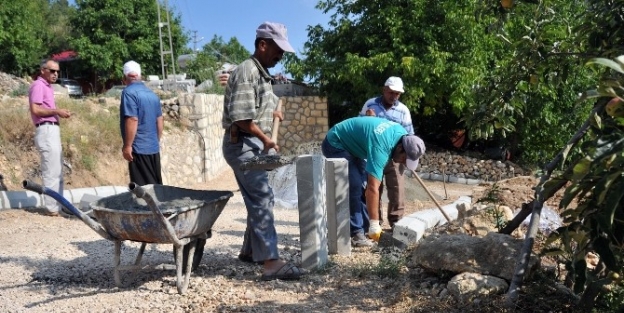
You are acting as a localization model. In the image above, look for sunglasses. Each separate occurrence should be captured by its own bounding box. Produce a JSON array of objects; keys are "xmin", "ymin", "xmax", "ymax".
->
[{"xmin": 45, "ymin": 68, "xmax": 60, "ymax": 74}]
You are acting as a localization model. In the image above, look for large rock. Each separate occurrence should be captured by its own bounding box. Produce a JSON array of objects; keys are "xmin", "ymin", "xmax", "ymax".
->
[
  {"xmin": 447, "ymin": 272, "xmax": 509, "ymax": 302},
  {"xmin": 411, "ymin": 232, "xmax": 540, "ymax": 280}
]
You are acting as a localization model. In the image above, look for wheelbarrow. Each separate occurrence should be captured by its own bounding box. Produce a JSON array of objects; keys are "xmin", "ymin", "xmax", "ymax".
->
[{"xmin": 23, "ymin": 180, "xmax": 233, "ymax": 294}]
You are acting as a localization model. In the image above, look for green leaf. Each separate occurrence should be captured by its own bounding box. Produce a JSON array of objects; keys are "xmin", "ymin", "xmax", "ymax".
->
[
  {"xmin": 571, "ymin": 157, "xmax": 592, "ymax": 181},
  {"xmin": 587, "ymin": 57, "xmax": 624, "ymax": 74}
]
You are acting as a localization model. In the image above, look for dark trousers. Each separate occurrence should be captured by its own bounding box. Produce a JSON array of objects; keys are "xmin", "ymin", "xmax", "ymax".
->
[
  {"xmin": 321, "ymin": 138, "xmax": 369, "ymax": 236},
  {"xmin": 129, "ymin": 153, "xmax": 163, "ymax": 185},
  {"xmin": 378, "ymin": 160, "xmax": 405, "ymax": 227}
]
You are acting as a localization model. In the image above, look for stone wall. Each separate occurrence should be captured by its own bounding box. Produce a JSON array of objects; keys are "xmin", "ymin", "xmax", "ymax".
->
[
  {"xmin": 159, "ymin": 93, "xmax": 329, "ymax": 186},
  {"xmin": 276, "ymin": 96, "xmax": 329, "ymax": 155},
  {"xmin": 159, "ymin": 93, "xmax": 523, "ymax": 187},
  {"xmin": 416, "ymin": 149, "xmax": 526, "ymax": 182}
]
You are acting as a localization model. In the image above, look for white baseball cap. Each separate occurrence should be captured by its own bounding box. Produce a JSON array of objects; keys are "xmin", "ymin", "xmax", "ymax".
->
[
  {"xmin": 385, "ymin": 76, "xmax": 405, "ymax": 93},
  {"xmin": 123, "ymin": 60, "xmax": 141, "ymax": 77}
]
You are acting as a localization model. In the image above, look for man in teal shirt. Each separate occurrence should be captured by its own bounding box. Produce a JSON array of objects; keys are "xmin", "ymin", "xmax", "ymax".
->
[{"xmin": 322, "ymin": 116, "xmax": 425, "ymax": 246}]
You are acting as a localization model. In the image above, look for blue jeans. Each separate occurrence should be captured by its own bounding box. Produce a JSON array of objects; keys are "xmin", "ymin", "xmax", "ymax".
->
[
  {"xmin": 222, "ymin": 133, "xmax": 279, "ymax": 263},
  {"xmin": 321, "ymin": 138, "xmax": 369, "ymax": 236}
]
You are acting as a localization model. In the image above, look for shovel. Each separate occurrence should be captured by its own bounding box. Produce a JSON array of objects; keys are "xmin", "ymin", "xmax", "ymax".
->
[
  {"xmin": 411, "ymin": 169, "xmax": 452, "ymax": 223},
  {"xmin": 239, "ymin": 100, "xmax": 295, "ymax": 171}
]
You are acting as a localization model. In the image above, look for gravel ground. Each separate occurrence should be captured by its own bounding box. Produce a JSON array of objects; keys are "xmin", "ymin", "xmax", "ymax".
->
[{"xmin": 0, "ymin": 169, "xmax": 478, "ymax": 313}]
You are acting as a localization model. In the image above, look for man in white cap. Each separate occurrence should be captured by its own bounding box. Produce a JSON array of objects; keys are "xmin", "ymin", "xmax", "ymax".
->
[
  {"xmin": 119, "ymin": 60, "xmax": 163, "ymax": 185},
  {"xmin": 322, "ymin": 116, "xmax": 424, "ymax": 245},
  {"xmin": 360, "ymin": 76, "xmax": 414, "ymax": 230},
  {"xmin": 221, "ymin": 22, "xmax": 305, "ymax": 281}
]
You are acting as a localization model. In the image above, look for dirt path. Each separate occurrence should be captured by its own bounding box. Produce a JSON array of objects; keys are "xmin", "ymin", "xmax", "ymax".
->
[{"xmin": 0, "ymin": 167, "xmax": 485, "ymax": 313}]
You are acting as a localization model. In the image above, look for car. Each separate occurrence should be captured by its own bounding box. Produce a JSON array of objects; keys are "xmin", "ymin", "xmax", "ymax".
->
[{"xmin": 57, "ymin": 78, "xmax": 84, "ymax": 98}]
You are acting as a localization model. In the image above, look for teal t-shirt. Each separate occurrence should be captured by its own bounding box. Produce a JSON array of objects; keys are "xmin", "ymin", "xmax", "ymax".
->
[{"xmin": 326, "ymin": 116, "xmax": 407, "ymax": 180}]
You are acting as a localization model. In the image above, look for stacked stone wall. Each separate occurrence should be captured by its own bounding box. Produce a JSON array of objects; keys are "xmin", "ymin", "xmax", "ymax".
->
[
  {"xmin": 159, "ymin": 94, "xmax": 523, "ymax": 187},
  {"xmin": 159, "ymin": 94, "xmax": 328, "ymax": 186}
]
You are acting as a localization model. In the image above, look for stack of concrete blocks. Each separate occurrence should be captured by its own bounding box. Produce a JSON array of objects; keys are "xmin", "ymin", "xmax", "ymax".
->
[{"xmin": 297, "ymin": 155, "xmax": 350, "ymax": 270}]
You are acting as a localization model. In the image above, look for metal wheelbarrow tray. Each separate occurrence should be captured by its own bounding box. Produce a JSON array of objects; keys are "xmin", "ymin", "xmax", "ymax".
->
[{"xmin": 23, "ymin": 181, "xmax": 233, "ymax": 294}]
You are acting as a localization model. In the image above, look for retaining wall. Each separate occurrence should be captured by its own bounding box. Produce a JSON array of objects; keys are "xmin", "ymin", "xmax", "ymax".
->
[
  {"xmin": 159, "ymin": 93, "xmax": 329, "ymax": 186},
  {"xmin": 159, "ymin": 93, "xmax": 524, "ymax": 187}
]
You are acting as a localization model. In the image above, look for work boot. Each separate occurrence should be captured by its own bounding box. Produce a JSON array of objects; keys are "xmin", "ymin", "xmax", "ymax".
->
[{"xmin": 351, "ymin": 232, "xmax": 374, "ymax": 247}]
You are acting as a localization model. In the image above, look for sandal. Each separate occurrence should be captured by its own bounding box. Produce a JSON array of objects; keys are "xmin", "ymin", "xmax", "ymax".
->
[
  {"xmin": 260, "ymin": 262, "xmax": 304, "ymax": 281},
  {"xmin": 237, "ymin": 254, "xmax": 264, "ymax": 265}
]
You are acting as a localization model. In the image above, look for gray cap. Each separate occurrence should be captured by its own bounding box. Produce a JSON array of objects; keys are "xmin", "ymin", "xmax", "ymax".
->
[
  {"xmin": 256, "ymin": 22, "xmax": 295, "ymax": 53},
  {"xmin": 402, "ymin": 135, "xmax": 426, "ymax": 171}
]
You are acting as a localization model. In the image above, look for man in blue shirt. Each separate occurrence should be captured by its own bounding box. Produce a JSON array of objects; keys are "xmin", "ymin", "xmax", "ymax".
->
[
  {"xmin": 360, "ymin": 76, "xmax": 414, "ymax": 229},
  {"xmin": 322, "ymin": 116, "xmax": 425, "ymax": 246},
  {"xmin": 119, "ymin": 60, "xmax": 164, "ymax": 185}
]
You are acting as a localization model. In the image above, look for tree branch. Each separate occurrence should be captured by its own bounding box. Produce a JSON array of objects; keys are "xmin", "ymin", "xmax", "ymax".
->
[{"xmin": 505, "ymin": 103, "xmax": 603, "ymax": 307}]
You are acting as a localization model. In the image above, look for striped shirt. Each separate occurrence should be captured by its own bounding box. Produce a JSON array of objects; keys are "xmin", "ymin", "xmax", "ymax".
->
[
  {"xmin": 359, "ymin": 96, "xmax": 414, "ymax": 135},
  {"xmin": 222, "ymin": 57, "xmax": 278, "ymax": 133}
]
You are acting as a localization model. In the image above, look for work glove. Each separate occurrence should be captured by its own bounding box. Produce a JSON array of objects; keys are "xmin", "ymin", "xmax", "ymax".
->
[{"xmin": 368, "ymin": 220, "xmax": 382, "ymax": 242}]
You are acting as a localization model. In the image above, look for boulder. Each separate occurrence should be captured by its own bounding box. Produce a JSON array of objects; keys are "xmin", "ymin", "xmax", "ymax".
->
[
  {"xmin": 447, "ymin": 272, "xmax": 509, "ymax": 302},
  {"xmin": 411, "ymin": 232, "xmax": 540, "ymax": 280}
]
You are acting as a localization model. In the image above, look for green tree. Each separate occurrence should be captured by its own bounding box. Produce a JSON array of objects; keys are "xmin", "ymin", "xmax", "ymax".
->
[
  {"xmin": 69, "ymin": 0, "xmax": 188, "ymax": 87},
  {"xmin": 184, "ymin": 35, "xmax": 250, "ymax": 90},
  {"xmin": 46, "ymin": 0, "xmax": 76, "ymax": 54},
  {"xmin": 0, "ymin": 0, "xmax": 49, "ymax": 75},
  {"xmin": 537, "ymin": 0, "xmax": 624, "ymax": 310},
  {"xmin": 465, "ymin": 0, "xmax": 595, "ymax": 164},
  {"xmin": 287, "ymin": 0, "xmax": 504, "ymax": 124},
  {"xmin": 287, "ymin": 0, "xmax": 595, "ymax": 164}
]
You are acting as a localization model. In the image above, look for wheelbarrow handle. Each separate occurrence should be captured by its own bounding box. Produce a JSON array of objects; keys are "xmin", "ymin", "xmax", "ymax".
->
[
  {"xmin": 22, "ymin": 180, "xmax": 45, "ymax": 194},
  {"xmin": 22, "ymin": 180, "xmax": 112, "ymax": 240},
  {"xmin": 128, "ymin": 183, "xmax": 184, "ymax": 246}
]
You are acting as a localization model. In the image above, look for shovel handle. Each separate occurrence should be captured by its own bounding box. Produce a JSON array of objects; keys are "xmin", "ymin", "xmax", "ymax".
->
[
  {"xmin": 271, "ymin": 99, "xmax": 283, "ymax": 142},
  {"xmin": 411, "ymin": 170, "xmax": 452, "ymax": 223}
]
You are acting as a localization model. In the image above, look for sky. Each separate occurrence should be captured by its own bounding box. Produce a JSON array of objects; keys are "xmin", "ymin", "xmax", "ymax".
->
[
  {"xmin": 170, "ymin": 0, "xmax": 331, "ymax": 75},
  {"xmin": 168, "ymin": 0, "xmax": 330, "ymax": 74},
  {"xmin": 67, "ymin": 0, "xmax": 332, "ymax": 76}
]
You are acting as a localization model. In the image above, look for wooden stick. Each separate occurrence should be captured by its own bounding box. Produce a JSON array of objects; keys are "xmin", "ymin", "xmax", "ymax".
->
[
  {"xmin": 271, "ymin": 99, "xmax": 283, "ymax": 142},
  {"xmin": 411, "ymin": 170, "xmax": 452, "ymax": 223}
]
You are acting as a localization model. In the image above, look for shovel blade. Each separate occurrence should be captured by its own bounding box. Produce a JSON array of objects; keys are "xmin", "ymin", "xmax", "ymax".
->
[{"xmin": 239, "ymin": 154, "xmax": 294, "ymax": 171}]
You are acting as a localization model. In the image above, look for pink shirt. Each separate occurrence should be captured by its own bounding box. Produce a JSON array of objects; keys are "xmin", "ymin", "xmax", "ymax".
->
[{"xmin": 29, "ymin": 77, "xmax": 58, "ymax": 125}]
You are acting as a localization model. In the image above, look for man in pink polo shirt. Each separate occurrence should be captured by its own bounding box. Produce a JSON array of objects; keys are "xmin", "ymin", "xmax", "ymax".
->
[{"xmin": 29, "ymin": 59, "xmax": 71, "ymax": 216}]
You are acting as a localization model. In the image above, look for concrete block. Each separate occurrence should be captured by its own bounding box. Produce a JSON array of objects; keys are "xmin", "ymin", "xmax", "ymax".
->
[
  {"xmin": 393, "ymin": 196, "xmax": 471, "ymax": 246},
  {"xmin": 325, "ymin": 158, "xmax": 350, "ymax": 256},
  {"xmin": 296, "ymin": 155, "xmax": 328, "ymax": 269},
  {"xmin": 466, "ymin": 178, "xmax": 481, "ymax": 185}
]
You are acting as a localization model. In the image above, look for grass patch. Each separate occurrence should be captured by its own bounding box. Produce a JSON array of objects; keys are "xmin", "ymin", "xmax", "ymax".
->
[
  {"xmin": 350, "ymin": 254, "xmax": 406, "ymax": 279},
  {"xmin": 0, "ymin": 98, "xmax": 121, "ymax": 172},
  {"xmin": 10, "ymin": 84, "xmax": 29, "ymax": 97},
  {"xmin": 58, "ymin": 98, "xmax": 121, "ymax": 161},
  {"xmin": 0, "ymin": 107, "xmax": 35, "ymax": 148}
]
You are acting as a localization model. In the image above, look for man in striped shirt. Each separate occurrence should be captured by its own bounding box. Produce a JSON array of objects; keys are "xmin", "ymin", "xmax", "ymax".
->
[
  {"xmin": 221, "ymin": 22, "xmax": 304, "ymax": 281},
  {"xmin": 360, "ymin": 76, "xmax": 414, "ymax": 229}
]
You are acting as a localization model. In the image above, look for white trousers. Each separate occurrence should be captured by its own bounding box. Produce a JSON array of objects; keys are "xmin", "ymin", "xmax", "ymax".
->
[{"xmin": 34, "ymin": 125, "xmax": 64, "ymax": 213}]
